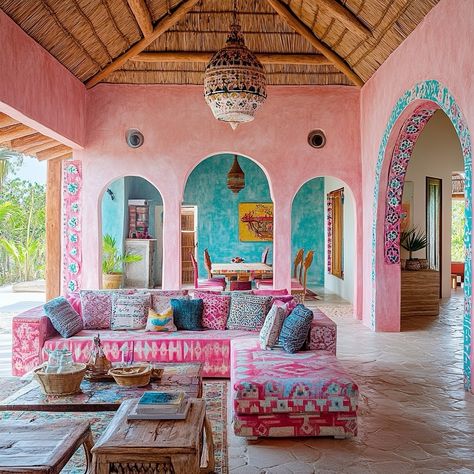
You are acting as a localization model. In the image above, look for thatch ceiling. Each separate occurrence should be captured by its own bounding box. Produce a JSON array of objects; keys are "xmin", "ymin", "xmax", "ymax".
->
[{"xmin": 0, "ymin": 0, "xmax": 439, "ymax": 87}]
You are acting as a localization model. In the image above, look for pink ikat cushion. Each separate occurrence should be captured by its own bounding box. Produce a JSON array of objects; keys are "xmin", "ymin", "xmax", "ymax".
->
[{"xmin": 193, "ymin": 290, "xmax": 230, "ymax": 330}]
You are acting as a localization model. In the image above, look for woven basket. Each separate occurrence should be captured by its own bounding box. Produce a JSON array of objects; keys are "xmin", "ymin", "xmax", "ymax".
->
[
  {"xmin": 34, "ymin": 363, "xmax": 87, "ymax": 396},
  {"xmin": 108, "ymin": 365, "xmax": 151, "ymax": 387}
]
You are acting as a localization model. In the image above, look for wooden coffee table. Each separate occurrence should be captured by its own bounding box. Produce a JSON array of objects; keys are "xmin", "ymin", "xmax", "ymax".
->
[
  {"xmin": 0, "ymin": 420, "xmax": 93, "ymax": 473},
  {"xmin": 92, "ymin": 398, "xmax": 214, "ymax": 474},
  {"xmin": 0, "ymin": 362, "xmax": 202, "ymax": 412}
]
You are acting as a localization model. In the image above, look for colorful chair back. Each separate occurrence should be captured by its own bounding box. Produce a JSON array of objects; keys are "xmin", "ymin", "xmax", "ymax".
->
[
  {"xmin": 204, "ymin": 249, "xmax": 212, "ymax": 278},
  {"xmin": 261, "ymin": 247, "xmax": 270, "ymax": 264},
  {"xmin": 293, "ymin": 248, "xmax": 305, "ymax": 282},
  {"xmin": 189, "ymin": 252, "xmax": 199, "ymax": 288}
]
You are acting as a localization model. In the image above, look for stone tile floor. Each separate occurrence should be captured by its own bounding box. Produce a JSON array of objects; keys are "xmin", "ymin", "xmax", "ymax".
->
[{"xmin": 228, "ymin": 290, "xmax": 474, "ymax": 473}]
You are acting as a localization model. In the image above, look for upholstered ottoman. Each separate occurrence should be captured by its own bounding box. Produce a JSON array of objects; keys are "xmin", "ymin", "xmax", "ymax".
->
[{"xmin": 231, "ymin": 339, "xmax": 358, "ymax": 439}]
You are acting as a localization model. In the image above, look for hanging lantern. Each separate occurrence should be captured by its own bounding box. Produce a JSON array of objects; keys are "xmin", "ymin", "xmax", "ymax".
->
[
  {"xmin": 227, "ymin": 155, "xmax": 245, "ymax": 193},
  {"xmin": 204, "ymin": 21, "xmax": 267, "ymax": 130}
]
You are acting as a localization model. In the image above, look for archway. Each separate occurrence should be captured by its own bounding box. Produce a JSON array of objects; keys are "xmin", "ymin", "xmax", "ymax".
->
[
  {"xmin": 371, "ymin": 80, "xmax": 472, "ymax": 390},
  {"xmin": 100, "ymin": 175, "xmax": 164, "ymax": 289},
  {"xmin": 291, "ymin": 176, "xmax": 356, "ymax": 311},
  {"xmin": 182, "ymin": 153, "xmax": 273, "ymax": 287}
]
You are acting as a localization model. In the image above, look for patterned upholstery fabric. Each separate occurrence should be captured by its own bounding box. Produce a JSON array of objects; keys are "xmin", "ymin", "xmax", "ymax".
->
[
  {"xmin": 151, "ymin": 294, "xmax": 189, "ymax": 314},
  {"xmin": 252, "ymin": 289, "xmax": 289, "ymax": 296},
  {"xmin": 145, "ymin": 307, "xmax": 177, "ymax": 332},
  {"xmin": 43, "ymin": 297, "xmax": 83, "ymax": 338},
  {"xmin": 80, "ymin": 290, "xmax": 114, "ymax": 329},
  {"xmin": 65, "ymin": 292, "xmax": 82, "ymax": 316},
  {"xmin": 279, "ymin": 304, "xmax": 314, "ymax": 353},
  {"xmin": 231, "ymin": 338, "xmax": 358, "ymax": 416},
  {"xmin": 194, "ymin": 291, "xmax": 230, "ymax": 330},
  {"xmin": 111, "ymin": 293, "xmax": 151, "ymax": 330},
  {"xmin": 171, "ymin": 298, "xmax": 204, "ymax": 330},
  {"xmin": 43, "ymin": 328, "xmax": 255, "ymax": 377},
  {"xmin": 305, "ymin": 309, "xmax": 337, "ymax": 354},
  {"xmin": 259, "ymin": 304, "xmax": 287, "ymax": 349},
  {"xmin": 227, "ymin": 294, "xmax": 272, "ymax": 331}
]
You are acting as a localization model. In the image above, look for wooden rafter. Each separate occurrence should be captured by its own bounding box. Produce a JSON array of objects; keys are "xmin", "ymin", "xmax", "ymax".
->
[
  {"xmin": 0, "ymin": 113, "xmax": 19, "ymax": 129},
  {"xmin": 127, "ymin": 0, "xmax": 153, "ymax": 37},
  {"xmin": 22, "ymin": 140, "xmax": 59, "ymax": 155},
  {"xmin": 315, "ymin": 0, "xmax": 371, "ymax": 37},
  {"xmin": 132, "ymin": 51, "xmax": 332, "ymax": 66},
  {"xmin": 0, "ymin": 124, "xmax": 37, "ymax": 143},
  {"xmin": 37, "ymin": 145, "xmax": 71, "ymax": 161},
  {"xmin": 10, "ymin": 133, "xmax": 45, "ymax": 150},
  {"xmin": 85, "ymin": 0, "xmax": 201, "ymax": 88},
  {"xmin": 265, "ymin": 0, "xmax": 363, "ymax": 87}
]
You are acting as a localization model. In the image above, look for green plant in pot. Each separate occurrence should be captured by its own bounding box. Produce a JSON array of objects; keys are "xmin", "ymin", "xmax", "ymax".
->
[
  {"xmin": 400, "ymin": 227, "xmax": 428, "ymax": 271},
  {"xmin": 102, "ymin": 234, "xmax": 142, "ymax": 289}
]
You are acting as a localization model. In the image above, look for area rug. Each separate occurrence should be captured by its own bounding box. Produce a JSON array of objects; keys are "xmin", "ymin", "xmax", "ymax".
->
[{"xmin": 0, "ymin": 379, "xmax": 228, "ymax": 474}]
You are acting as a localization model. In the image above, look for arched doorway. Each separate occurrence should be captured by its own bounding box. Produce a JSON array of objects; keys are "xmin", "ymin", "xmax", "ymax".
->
[
  {"xmin": 100, "ymin": 176, "xmax": 163, "ymax": 289},
  {"xmin": 371, "ymin": 80, "xmax": 472, "ymax": 390},
  {"xmin": 291, "ymin": 176, "xmax": 356, "ymax": 311},
  {"xmin": 182, "ymin": 153, "xmax": 273, "ymax": 287}
]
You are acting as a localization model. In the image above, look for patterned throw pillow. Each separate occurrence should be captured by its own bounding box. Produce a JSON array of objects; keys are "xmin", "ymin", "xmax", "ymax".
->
[
  {"xmin": 259, "ymin": 304, "xmax": 287, "ymax": 349},
  {"xmin": 80, "ymin": 290, "xmax": 113, "ymax": 329},
  {"xmin": 227, "ymin": 294, "xmax": 272, "ymax": 332},
  {"xmin": 111, "ymin": 293, "xmax": 151, "ymax": 330},
  {"xmin": 65, "ymin": 292, "xmax": 82, "ymax": 316},
  {"xmin": 171, "ymin": 299, "xmax": 204, "ymax": 330},
  {"xmin": 151, "ymin": 293, "xmax": 189, "ymax": 314},
  {"xmin": 44, "ymin": 297, "xmax": 83, "ymax": 338},
  {"xmin": 145, "ymin": 307, "xmax": 177, "ymax": 332},
  {"xmin": 279, "ymin": 304, "xmax": 314, "ymax": 353},
  {"xmin": 194, "ymin": 290, "xmax": 231, "ymax": 330}
]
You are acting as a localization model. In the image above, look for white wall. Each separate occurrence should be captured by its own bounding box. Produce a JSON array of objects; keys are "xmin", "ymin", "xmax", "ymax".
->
[
  {"xmin": 403, "ymin": 110, "xmax": 463, "ymax": 297},
  {"xmin": 324, "ymin": 177, "xmax": 355, "ymax": 303}
]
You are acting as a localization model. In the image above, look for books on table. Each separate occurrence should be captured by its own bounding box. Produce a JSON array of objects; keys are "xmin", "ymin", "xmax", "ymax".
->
[{"xmin": 127, "ymin": 391, "xmax": 190, "ymax": 420}]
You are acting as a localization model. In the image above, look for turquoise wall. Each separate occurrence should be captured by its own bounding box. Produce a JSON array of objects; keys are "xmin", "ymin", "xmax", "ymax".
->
[
  {"xmin": 183, "ymin": 154, "xmax": 272, "ymax": 278},
  {"xmin": 291, "ymin": 178, "xmax": 325, "ymax": 286},
  {"xmin": 101, "ymin": 178, "xmax": 126, "ymax": 253}
]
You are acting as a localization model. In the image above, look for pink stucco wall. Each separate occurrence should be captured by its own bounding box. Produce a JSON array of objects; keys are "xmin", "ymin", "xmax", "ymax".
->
[
  {"xmin": 0, "ymin": 10, "xmax": 85, "ymax": 147},
  {"xmin": 76, "ymin": 84, "xmax": 363, "ymax": 318},
  {"xmin": 360, "ymin": 0, "xmax": 474, "ymax": 335}
]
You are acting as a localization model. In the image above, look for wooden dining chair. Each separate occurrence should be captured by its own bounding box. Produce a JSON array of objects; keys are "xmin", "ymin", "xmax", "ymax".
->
[
  {"xmin": 190, "ymin": 252, "xmax": 226, "ymax": 291},
  {"xmin": 261, "ymin": 247, "xmax": 270, "ymax": 264},
  {"xmin": 291, "ymin": 250, "xmax": 314, "ymax": 302},
  {"xmin": 203, "ymin": 249, "xmax": 226, "ymax": 283},
  {"xmin": 255, "ymin": 248, "xmax": 304, "ymax": 289}
]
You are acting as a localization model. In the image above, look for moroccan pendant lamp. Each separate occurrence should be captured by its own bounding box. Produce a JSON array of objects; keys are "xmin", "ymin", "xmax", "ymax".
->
[
  {"xmin": 227, "ymin": 155, "xmax": 245, "ymax": 193},
  {"xmin": 204, "ymin": 4, "xmax": 267, "ymax": 130}
]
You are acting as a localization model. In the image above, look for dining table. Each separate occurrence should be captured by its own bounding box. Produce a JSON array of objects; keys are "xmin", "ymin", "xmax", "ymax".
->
[{"xmin": 211, "ymin": 262, "xmax": 272, "ymax": 280}]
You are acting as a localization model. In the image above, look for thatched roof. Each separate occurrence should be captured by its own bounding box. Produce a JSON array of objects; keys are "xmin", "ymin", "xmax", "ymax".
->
[{"xmin": 0, "ymin": 0, "xmax": 439, "ymax": 87}]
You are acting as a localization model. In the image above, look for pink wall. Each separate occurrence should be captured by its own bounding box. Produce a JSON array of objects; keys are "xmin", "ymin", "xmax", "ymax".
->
[
  {"xmin": 361, "ymin": 0, "xmax": 474, "ymax": 331},
  {"xmin": 76, "ymin": 84, "xmax": 363, "ymax": 318},
  {"xmin": 0, "ymin": 10, "xmax": 85, "ymax": 147}
]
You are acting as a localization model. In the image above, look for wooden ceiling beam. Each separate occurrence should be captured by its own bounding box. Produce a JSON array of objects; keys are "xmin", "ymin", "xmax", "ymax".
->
[
  {"xmin": 10, "ymin": 132, "xmax": 44, "ymax": 149},
  {"xmin": 0, "ymin": 124, "xmax": 38, "ymax": 143},
  {"xmin": 127, "ymin": 0, "xmax": 153, "ymax": 37},
  {"xmin": 132, "ymin": 51, "xmax": 332, "ymax": 66},
  {"xmin": 316, "ymin": 0, "xmax": 371, "ymax": 37},
  {"xmin": 86, "ymin": 0, "xmax": 201, "ymax": 88},
  {"xmin": 0, "ymin": 113, "xmax": 19, "ymax": 129},
  {"xmin": 37, "ymin": 145, "xmax": 71, "ymax": 161},
  {"xmin": 265, "ymin": 0, "xmax": 363, "ymax": 87},
  {"xmin": 22, "ymin": 140, "xmax": 60, "ymax": 155}
]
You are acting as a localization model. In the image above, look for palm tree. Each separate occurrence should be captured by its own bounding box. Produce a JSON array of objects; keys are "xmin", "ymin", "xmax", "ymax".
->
[{"xmin": 0, "ymin": 148, "xmax": 23, "ymax": 191}]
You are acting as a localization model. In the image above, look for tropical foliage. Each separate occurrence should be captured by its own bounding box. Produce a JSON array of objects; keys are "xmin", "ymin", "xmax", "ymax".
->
[
  {"xmin": 400, "ymin": 227, "xmax": 428, "ymax": 260},
  {"xmin": 452, "ymin": 199, "xmax": 465, "ymax": 262},
  {"xmin": 102, "ymin": 234, "xmax": 142, "ymax": 274},
  {"xmin": 0, "ymin": 153, "xmax": 45, "ymax": 285}
]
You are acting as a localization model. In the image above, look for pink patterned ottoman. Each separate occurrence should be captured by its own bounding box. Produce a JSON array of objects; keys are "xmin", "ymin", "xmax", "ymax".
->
[{"xmin": 231, "ymin": 339, "xmax": 358, "ymax": 439}]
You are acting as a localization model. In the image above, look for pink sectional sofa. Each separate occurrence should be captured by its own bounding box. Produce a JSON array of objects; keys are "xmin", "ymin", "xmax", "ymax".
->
[{"xmin": 11, "ymin": 300, "xmax": 337, "ymax": 378}]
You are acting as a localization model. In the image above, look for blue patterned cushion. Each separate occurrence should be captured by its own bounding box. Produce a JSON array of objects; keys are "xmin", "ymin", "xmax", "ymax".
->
[
  {"xmin": 44, "ymin": 297, "xmax": 83, "ymax": 338},
  {"xmin": 278, "ymin": 304, "xmax": 314, "ymax": 353},
  {"xmin": 171, "ymin": 299, "xmax": 204, "ymax": 330},
  {"xmin": 227, "ymin": 294, "xmax": 272, "ymax": 331}
]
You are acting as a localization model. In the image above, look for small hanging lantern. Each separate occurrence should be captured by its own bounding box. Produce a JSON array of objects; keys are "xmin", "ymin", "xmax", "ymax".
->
[
  {"xmin": 204, "ymin": 4, "xmax": 267, "ymax": 130},
  {"xmin": 227, "ymin": 155, "xmax": 245, "ymax": 194}
]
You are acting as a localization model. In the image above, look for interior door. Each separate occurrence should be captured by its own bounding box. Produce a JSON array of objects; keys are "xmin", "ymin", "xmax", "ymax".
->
[
  {"xmin": 181, "ymin": 206, "xmax": 197, "ymax": 284},
  {"xmin": 426, "ymin": 177, "xmax": 442, "ymax": 296}
]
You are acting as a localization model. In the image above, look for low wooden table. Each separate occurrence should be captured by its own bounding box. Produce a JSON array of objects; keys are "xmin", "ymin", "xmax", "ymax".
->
[
  {"xmin": 0, "ymin": 362, "xmax": 202, "ymax": 412},
  {"xmin": 92, "ymin": 399, "xmax": 214, "ymax": 474},
  {"xmin": 0, "ymin": 420, "xmax": 93, "ymax": 473}
]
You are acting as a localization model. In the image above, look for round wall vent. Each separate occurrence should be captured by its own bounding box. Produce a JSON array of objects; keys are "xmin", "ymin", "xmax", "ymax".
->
[
  {"xmin": 308, "ymin": 130, "xmax": 326, "ymax": 149},
  {"xmin": 126, "ymin": 129, "xmax": 144, "ymax": 148}
]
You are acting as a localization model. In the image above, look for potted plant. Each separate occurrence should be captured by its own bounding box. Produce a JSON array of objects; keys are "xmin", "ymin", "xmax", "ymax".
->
[
  {"xmin": 400, "ymin": 228, "xmax": 428, "ymax": 271},
  {"xmin": 102, "ymin": 234, "xmax": 142, "ymax": 289}
]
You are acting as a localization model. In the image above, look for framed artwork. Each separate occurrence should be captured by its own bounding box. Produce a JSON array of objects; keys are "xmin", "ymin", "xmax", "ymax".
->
[{"xmin": 239, "ymin": 202, "xmax": 273, "ymax": 242}]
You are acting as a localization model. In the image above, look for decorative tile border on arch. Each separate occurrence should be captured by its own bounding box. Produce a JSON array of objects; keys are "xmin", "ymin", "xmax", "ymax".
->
[
  {"xmin": 62, "ymin": 160, "xmax": 82, "ymax": 294},
  {"xmin": 371, "ymin": 80, "xmax": 473, "ymax": 390},
  {"xmin": 327, "ymin": 192, "xmax": 333, "ymax": 273},
  {"xmin": 384, "ymin": 103, "xmax": 438, "ymax": 263}
]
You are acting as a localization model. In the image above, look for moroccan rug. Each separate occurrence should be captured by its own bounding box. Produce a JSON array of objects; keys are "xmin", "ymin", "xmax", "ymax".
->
[{"xmin": 0, "ymin": 378, "xmax": 228, "ymax": 474}]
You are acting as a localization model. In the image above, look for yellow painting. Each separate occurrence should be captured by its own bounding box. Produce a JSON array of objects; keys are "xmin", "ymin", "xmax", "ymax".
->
[{"xmin": 239, "ymin": 202, "xmax": 273, "ymax": 242}]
